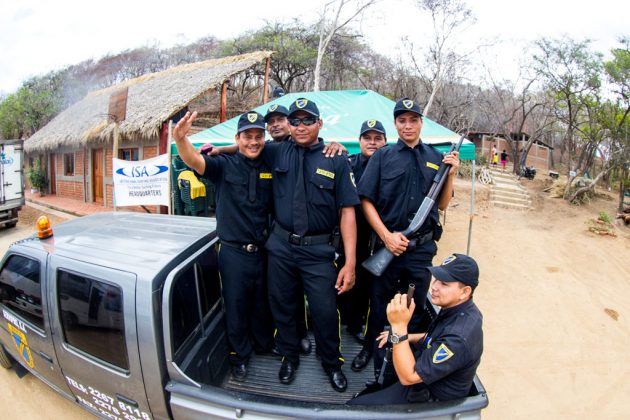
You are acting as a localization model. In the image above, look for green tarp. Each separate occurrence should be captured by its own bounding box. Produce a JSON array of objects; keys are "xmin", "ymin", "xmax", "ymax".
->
[{"xmin": 182, "ymin": 90, "xmax": 475, "ymax": 160}]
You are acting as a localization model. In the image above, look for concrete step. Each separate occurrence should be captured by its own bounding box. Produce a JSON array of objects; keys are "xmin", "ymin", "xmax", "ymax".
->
[
  {"xmin": 490, "ymin": 188, "xmax": 528, "ymax": 200},
  {"xmin": 491, "ymin": 194, "xmax": 531, "ymax": 206},
  {"xmin": 489, "ymin": 171, "xmax": 517, "ymax": 181},
  {"xmin": 491, "ymin": 199, "xmax": 531, "ymax": 210},
  {"xmin": 492, "ymin": 184, "xmax": 527, "ymax": 194}
]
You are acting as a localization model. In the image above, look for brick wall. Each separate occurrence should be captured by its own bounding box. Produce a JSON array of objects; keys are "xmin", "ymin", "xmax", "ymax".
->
[{"xmin": 57, "ymin": 180, "xmax": 84, "ymax": 200}]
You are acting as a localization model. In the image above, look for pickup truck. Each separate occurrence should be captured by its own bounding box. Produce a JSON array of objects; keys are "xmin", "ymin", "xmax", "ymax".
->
[{"xmin": 0, "ymin": 212, "xmax": 488, "ymax": 419}]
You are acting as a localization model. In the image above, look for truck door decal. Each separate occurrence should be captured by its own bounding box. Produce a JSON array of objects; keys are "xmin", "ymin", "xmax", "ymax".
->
[{"xmin": 8, "ymin": 323, "xmax": 34, "ymax": 368}]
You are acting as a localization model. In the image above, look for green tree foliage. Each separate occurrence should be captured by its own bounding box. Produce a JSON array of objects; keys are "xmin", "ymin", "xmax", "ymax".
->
[{"xmin": 221, "ymin": 22, "xmax": 319, "ymax": 93}]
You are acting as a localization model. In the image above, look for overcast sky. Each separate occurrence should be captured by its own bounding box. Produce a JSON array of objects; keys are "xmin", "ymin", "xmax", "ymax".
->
[{"xmin": 0, "ymin": 0, "xmax": 627, "ymax": 95}]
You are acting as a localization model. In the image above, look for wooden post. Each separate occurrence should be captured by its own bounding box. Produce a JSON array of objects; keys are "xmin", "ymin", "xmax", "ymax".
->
[
  {"xmin": 167, "ymin": 120, "xmax": 173, "ymax": 215},
  {"xmin": 220, "ymin": 81, "xmax": 228, "ymax": 122},
  {"xmin": 112, "ymin": 122, "xmax": 119, "ymax": 211},
  {"xmin": 262, "ymin": 57, "xmax": 271, "ymax": 104}
]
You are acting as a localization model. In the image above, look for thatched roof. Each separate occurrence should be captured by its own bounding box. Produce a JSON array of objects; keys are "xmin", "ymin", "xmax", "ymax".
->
[{"xmin": 25, "ymin": 51, "xmax": 273, "ymax": 154}]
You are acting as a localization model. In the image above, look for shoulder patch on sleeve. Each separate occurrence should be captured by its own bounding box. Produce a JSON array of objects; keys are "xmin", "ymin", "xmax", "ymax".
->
[
  {"xmin": 350, "ymin": 172, "xmax": 356, "ymax": 187},
  {"xmin": 432, "ymin": 343, "xmax": 454, "ymax": 364}
]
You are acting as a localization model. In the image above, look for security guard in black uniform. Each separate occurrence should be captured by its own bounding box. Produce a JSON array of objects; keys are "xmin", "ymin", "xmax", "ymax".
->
[
  {"xmin": 338, "ymin": 120, "xmax": 387, "ymax": 349},
  {"xmin": 265, "ymin": 104, "xmax": 291, "ymax": 142},
  {"xmin": 348, "ymin": 253, "xmax": 483, "ymax": 404},
  {"xmin": 264, "ymin": 103, "xmax": 313, "ymax": 355},
  {"xmin": 262, "ymin": 98, "xmax": 359, "ymax": 392},
  {"xmin": 173, "ymin": 110, "xmax": 274, "ymax": 381},
  {"xmin": 354, "ymin": 98, "xmax": 460, "ymax": 376}
]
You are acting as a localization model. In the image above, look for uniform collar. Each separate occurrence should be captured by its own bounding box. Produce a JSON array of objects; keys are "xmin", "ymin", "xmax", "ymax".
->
[
  {"xmin": 394, "ymin": 138, "xmax": 423, "ymax": 152},
  {"xmin": 437, "ymin": 298, "xmax": 474, "ymax": 320},
  {"xmin": 295, "ymin": 137, "xmax": 324, "ymax": 153},
  {"xmin": 236, "ymin": 151, "xmax": 262, "ymax": 167},
  {"xmin": 273, "ymin": 134, "xmax": 291, "ymax": 142}
]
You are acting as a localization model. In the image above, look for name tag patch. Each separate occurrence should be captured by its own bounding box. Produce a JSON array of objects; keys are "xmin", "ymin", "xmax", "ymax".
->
[
  {"xmin": 316, "ymin": 168, "xmax": 335, "ymax": 179},
  {"xmin": 259, "ymin": 172, "xmax": 272, "ymax": 179},
  {"xmin": 426, "ymin": 162, "xmax": 439, "ymax": 170}
]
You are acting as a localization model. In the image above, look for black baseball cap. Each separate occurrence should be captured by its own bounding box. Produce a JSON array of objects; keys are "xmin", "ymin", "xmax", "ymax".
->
[
  {"xmin": 288, "ymin": 98, "xmax": 320, "ymax": 118},
  {"xmin": 393, "ymin": 97, "xmax": 423, "ymax": 118},
  {"xmin": 264, "ymin": 104, "xmax": 289, "ymax": 122},
  {"xmin": 359, "ymin": 119, "xmax": 386, "ymax": 137},
  {"xmin": 237, "ymin": 111, "xmax": 265, "ymax": 133},
  {"xmin": 428, "ymin": 253, "xmax": 479, "ymax": 289}
]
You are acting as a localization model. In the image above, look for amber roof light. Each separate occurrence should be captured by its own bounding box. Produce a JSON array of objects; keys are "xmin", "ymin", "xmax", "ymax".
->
[{"xmin": 36, "ymin": 216, "xmax": 53, "ymax": 239}]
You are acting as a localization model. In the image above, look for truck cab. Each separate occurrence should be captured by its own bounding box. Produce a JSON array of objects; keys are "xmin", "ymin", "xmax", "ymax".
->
[{"xmin": 0, "ymin": 212, "xmax": 488, "ymax": 419}]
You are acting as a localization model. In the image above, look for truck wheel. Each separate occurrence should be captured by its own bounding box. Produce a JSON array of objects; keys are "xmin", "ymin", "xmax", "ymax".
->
[
  {"xmin": 6, "ymin": 221, "xmax": 17, "ymax": 228},
  {"xmin": 0, "ymin": 344, "xmax": 14, "ymax": 369}
]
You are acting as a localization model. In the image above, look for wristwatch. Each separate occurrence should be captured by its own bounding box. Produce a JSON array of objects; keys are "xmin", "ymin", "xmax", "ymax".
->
[{"xmin": 389, "ymin": 332, "xmax": 408, "ymax": 344}]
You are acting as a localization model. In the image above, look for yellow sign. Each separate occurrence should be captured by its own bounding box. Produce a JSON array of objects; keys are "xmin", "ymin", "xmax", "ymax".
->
[
  {"xmin": 8, "ymin": 323, "xmax": 34, "ymax": 368},
  {"xmin": 316, "ymin": 168, "xmax": 335, "ymax": 179},
  {"xmin": 259, "ymin": 172, "xmax": 272, "ymax": 179},
  {"xmin": 426, "ymin": 162, "xmax": 439, "ymax": 170}
]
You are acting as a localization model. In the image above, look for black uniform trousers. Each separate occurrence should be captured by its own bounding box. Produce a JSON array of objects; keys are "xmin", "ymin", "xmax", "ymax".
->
[
  {"xmin": 218, "ymin": 243, "xmax": 274, "ymax": 365},
  {"xmin": 347, "ymin": 381, "xmax": 433, "ymax": 405},
  {"xmin": 266, "ymin": 232, "xmax": 342, "ymax": 368},
  {"xmin": 363, "ymin": 240, "xmax": 436, "ymax": 372},
  {"xmin": 337, "ymin": 226, "xmax": 372, "ymax": 334}
]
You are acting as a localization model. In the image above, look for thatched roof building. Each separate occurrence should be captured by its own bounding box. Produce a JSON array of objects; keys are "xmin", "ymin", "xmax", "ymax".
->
[{"xmin": 25, "ymin": 51, "xmax": 273, "ymax": 154}]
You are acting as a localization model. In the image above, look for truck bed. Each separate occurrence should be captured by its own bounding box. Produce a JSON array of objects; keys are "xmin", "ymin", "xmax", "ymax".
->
[{"xmin": 222, "ymin": 331, "xmax": 373, "ymax": 404}]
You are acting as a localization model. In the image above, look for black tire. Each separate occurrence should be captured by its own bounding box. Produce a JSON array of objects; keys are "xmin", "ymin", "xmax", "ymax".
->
[
  {"xmin": 6, "ymin": 221, "xmax": 17, "ymax": 228},
  {"xmin": 0, "ymin": 344, "xmax": 14, "ymax": 369}
]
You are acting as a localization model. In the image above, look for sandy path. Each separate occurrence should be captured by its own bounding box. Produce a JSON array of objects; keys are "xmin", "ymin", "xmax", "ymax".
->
[{"xmin": 437, "ymin": 178, "xmax": 630, "ymax": 419}]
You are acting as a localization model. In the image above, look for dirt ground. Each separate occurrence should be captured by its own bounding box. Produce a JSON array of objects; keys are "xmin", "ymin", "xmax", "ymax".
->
[
  {"xmin": 438, "ymin": 176, "xmax": 630, "ymax": 419},
  {"xmin": 1, "ymin": 178, "xmax": 629, "ymax": 419}
]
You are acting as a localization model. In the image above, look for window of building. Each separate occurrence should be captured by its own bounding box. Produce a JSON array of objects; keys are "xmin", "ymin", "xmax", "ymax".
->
[
  {"xmin": 118, "ymin": 148, "xmax": 139, "ymax": 161},
  {"xmin": 57, "ymin": 270, "xmax": 129, "ymax": 370},
  {"xmin": 0, "ymin": 255, "xmax": 44, "ymax": 329},
  {"xmin": 63, "ymin": 153, "xmax": 74, "ymax": 176}
]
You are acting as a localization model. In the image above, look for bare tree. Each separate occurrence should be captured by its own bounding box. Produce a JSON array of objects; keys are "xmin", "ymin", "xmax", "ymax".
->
[
  {"xmin": 410, "ymin": 0, "xmax": 476, "ymax": 117},
  {"xmin": 313, "ymin": 0, "xmax": 377, "ymax": 91}
]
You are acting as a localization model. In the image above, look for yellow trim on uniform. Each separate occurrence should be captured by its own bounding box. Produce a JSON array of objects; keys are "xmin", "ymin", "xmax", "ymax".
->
[
  {"xmin": 303, "ymin": 294, "xmax": 309, "ymax": 330},
  {"xmin": 337, "ymin": 309, "xmax": 343, "ymax": 354},
  {"xmin": 426, "ymin": 162, "xmax": 439, "ymax": 170},
  {"xmin": 362, "ymin": 300, "xmax": 371, "ymax": 336},
  {"xmin": 316, "ymin": 168, "xmax": 335, "ymax": 179},
  {"xmin": 259, "ymin": 172, "xmax": 272, "ymax": 179},
  {"xmin": 432, "ymin": 343, "xmax": 454, "ymax": 364}
]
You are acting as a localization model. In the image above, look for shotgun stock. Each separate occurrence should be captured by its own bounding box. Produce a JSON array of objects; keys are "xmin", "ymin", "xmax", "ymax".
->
[{"xmin": 362, "ymin": 136, "xmax": 465, "ymax": 276}]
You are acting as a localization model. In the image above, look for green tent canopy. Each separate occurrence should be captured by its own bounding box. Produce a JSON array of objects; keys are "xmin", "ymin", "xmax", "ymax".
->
[{"xmin": 182, "ymin": 90, "xmax": 475, "ymax": 160}]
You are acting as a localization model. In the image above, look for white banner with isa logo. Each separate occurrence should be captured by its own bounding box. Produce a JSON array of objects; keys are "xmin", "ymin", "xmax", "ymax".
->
[{"xmin": 113, "ymin": 154, "xmax": 170, "ymax": 206}]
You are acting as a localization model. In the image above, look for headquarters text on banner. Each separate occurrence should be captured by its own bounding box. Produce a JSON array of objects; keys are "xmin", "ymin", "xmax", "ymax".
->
[{"xmin": 113, "ymin": 155, "xmax": 170, "ymax": 206}]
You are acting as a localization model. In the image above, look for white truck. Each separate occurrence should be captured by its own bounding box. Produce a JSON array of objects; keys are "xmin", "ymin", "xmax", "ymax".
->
[{"xmin": 0, "ymin": 139, "xmax": 24, "ymax": 228}]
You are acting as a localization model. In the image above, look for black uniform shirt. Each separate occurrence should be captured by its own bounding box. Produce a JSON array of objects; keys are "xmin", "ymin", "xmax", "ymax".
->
[
  {"xmin": 414, "ymin": 299, "xmax": 483, "ymax": 401},
  {"xmin": 348, "ymin": 152, "xmax": 369, "ymax": 184},
  {"xmin": 198, "ymin": 153, "xmax": 273, "ymax": 244},
  {"xmin": 357, "ymin": 139, "xmax": 443, "ymax": 233},
  {"xmin": 263, "ymin": 139, "xmax": 359, "ymax": 235},
  {"xmin": 349, "ymin": 152, "xmax": 372, "ymax": 250}
]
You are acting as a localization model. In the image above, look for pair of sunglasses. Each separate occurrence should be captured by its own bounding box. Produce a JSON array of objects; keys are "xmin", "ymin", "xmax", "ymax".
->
[{"xmin": 288, "ymin": 116, "xmax": 318, "ymax": 127}]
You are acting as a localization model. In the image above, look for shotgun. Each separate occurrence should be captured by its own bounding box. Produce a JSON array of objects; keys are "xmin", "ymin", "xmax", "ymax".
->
[{"xmin": 362, "ymin": 136, "xmax": 465, "ymax": 276}]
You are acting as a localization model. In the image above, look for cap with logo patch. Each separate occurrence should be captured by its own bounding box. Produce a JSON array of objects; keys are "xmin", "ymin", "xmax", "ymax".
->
[
  {"xmin": 264, "ymin": 104, "xmax": 289, "ymax": 122},
  {"xmin": 359, "ymin": 119, "xmax": 386, "ymax": 137},
  {"xmin": 288, "ymin": 98, "xmax": 320, "ymax": 118},
  {"xmin": 428, "ymin": 253, "xmax": 479, "ymax": 289},
  {"xmin": 237, "ymin": 111, "xmax": 265, "ymax": 133},
  {"xmin": 393, "ymin": 97, "xmax": 423, "ymax": 118}
]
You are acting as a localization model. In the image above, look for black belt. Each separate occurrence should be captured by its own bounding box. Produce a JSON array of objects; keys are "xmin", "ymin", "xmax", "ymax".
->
[
  {"xmin": 408, "ymin": 230, "xmax": 434, "ymax": 245},
  {"xmin": 273, "ymin": 224, "xmax": 331, "ymax": 246},
  {"xmin": 220, "ymin": 240, "xmax": 261, "ymax": 253}
]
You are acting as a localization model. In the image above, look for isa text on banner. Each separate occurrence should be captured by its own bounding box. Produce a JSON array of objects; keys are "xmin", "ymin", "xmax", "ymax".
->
[{"xmin": 113, "ymin": 154, "xmax": 170, "ymax": 206}]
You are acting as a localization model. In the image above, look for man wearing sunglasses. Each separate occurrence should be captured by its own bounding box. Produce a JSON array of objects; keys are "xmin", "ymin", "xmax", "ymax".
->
[
  {"xmin": 336, "ymin": 121, "xmax": 387, "ymax": 360},
  {"xmin": 264, "ymin": 103, "xmax": 313, "ymax": 356},
  {"xmin": 173, "ymin": 110, "xmax": 275, "ymax": 382},
  {"xmin": 262, "ymin": 98, "xmax": 359, "ymax": 392},
  {"xmin": 355, "ymin": 98, "xmax": 460, "ymax": 380}
]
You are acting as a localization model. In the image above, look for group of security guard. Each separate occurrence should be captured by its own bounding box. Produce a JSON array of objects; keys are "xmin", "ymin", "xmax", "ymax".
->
[{"xmin": 173, "ymin": 96, "xmax": 484, "ymax": 402}]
